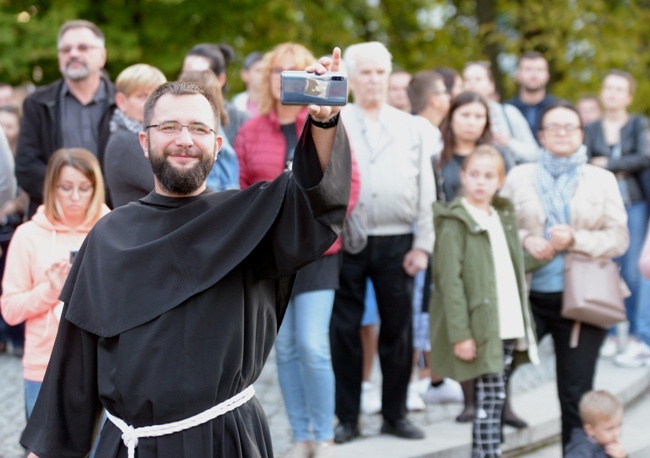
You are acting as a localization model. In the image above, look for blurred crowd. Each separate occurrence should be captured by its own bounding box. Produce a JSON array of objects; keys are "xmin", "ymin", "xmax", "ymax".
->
[{"xmin": 1, "ymin": 18, "xmax": 648, "ymax": 458}]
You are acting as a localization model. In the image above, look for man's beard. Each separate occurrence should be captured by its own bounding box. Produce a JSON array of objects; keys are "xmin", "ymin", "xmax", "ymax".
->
[
  {"xmin": 63, "ymin": 59, "xmax": 90, "ymax": 81},
  {"xmin": 521, "ymin": 82, "xmax": 545, "ymax": 93},
  {"xmin": 149, "ymin": 147, "xmax": 214, "ymax": 195}
]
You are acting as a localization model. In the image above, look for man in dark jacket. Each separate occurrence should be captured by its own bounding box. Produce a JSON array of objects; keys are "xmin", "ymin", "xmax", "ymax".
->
[
  {"xmin": 507, "ymin": 51, "xmax": 558, "ymax": 141},
  {"xmin": 15, "ymin": 19, "xmax": 116, "ymax": 216}
]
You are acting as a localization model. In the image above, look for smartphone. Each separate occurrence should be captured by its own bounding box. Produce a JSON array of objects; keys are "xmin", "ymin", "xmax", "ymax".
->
[
  {"xmin": 70, "ymin": 250, "xmax": 79, "ymax": 264},
  {"xmin": 280, "ymin": 71, "xmax": 347, "ymax": 106}
]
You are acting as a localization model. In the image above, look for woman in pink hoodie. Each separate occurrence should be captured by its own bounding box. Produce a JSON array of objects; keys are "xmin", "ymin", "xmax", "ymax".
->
[{"xmin": 1, "ymin": 148, "xmax": 109, "ymax": 418}]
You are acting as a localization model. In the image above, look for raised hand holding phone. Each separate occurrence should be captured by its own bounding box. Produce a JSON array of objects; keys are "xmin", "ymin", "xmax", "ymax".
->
[{"xmin": 303, "ymin": 47, "xmax": 345, "ymax": 123}]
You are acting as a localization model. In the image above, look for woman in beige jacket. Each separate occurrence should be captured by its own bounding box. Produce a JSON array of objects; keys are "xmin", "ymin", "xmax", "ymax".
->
[{"xmin": 500, "ymin": 100, "xmax": 629, "ymax": 452}]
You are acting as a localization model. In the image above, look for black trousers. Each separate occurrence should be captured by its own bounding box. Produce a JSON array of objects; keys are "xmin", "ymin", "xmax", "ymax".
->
[
  {"xmin": 330, "ymin": 234, "xmax": 414, "ymax": 423},
  {"xmin": 529, "ymin": 291, "xmax": 607, "ymax": 449}
]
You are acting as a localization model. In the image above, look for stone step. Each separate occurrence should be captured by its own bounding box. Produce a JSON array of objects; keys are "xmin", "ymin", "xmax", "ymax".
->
[
  {"xmin": 521, "ymin": 383, "xmax": 650, "ymax": 457},
  {"xmin": 332, "ymin": 359, "xmax": 650, "ymax": 458}
]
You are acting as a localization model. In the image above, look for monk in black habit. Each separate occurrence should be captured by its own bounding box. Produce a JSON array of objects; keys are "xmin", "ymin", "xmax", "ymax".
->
[{"xmin": 22, "ymin": 49, "xmax": 351, "ymax": 458}]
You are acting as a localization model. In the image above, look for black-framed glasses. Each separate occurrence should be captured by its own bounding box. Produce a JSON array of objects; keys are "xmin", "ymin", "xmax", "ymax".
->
[
  {"xmin": 58, "ymin": 44, "xmax": 101, "ymax": 54},
  {"xmin": 541, "ymin": 124, "xmax": 582, "ymax": 135},
  {"xmin": 146, "ymin": 121, "xmax": 215, "ymax": 136}
]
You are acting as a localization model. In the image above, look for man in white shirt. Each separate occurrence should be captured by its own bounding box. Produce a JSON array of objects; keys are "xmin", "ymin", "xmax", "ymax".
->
[{"xmin": 330, "ymin": 41, "xmax": 436, "ymax": 443}]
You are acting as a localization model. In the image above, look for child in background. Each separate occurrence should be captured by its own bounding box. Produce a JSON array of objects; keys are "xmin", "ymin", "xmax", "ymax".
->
[
  {"xmin": 565, "ymin": 390, "xmax": 627, "ymax": 458},
  {"xmin": 429, "ymin": 145, "xmax": 538, "ymax": 457}
]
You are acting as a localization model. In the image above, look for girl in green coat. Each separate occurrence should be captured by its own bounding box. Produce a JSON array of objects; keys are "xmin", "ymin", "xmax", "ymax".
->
[{"xmin": 429, "ymin": 145, "xmax": 538, "ymax": 458}]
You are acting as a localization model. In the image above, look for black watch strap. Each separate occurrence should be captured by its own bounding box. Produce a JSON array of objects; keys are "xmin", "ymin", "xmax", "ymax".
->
[{"xmin": 310, "ymin": 113, "xmax": 340, "ymax": 129}]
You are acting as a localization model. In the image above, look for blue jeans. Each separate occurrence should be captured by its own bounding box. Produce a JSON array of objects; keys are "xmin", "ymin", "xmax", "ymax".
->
[
  {"xmin": 636, "ymin": 253, "xmax": 650, "ymax": 346},
  {"xmin": 24, "ymin": 379, "xmax": 42, "ymax": 419},
  {"xmin": 276, "ymin": 289, "xmax": 335, "ymax": 442},
  {"xmin": 615, "ymin": 201, "xmax": 649, "ymax": 336},
  {"xmin": 361, "ymin": 278, "xmax": 379, "ymax": 326}
]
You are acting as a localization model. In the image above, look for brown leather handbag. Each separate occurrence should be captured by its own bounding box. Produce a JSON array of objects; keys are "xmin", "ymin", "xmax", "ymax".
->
[{"xmin": 562, "ymin": 253, "xmax": 627, "ymax": 347}]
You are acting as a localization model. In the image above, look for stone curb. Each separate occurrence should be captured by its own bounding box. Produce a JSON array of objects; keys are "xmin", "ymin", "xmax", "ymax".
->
[{"xmin": 329, "ymin": 360, "xmax": 650, "ymax": 458}]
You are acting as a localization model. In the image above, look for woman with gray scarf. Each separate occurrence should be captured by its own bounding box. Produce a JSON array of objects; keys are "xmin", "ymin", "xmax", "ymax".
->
[{"xmin": 501, "ymin": 100, "xmax": 629, "ymax": 453}]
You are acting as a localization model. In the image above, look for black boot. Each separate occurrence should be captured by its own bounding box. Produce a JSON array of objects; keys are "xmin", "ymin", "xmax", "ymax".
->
[
  {"xmin": 455, "ymin": 379, "xmax": 475, "ymax": 423},
  {"xmin": 502, "ymin": 379, "xmax": 527, "ymax": 429}
]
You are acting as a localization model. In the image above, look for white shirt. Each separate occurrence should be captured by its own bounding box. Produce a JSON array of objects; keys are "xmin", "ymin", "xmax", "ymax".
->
[{"xmin": 462, "ymin": 199, "xmax": 525, "ymax": 340}]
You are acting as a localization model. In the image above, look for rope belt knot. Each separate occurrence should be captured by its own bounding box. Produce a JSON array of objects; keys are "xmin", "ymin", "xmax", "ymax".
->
[{"xmin": 106, "ymin": 385, "xmax": 255, "ymax": 458}]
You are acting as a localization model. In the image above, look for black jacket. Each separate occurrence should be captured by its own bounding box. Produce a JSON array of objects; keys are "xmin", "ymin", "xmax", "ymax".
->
[
  {"xmin": 507, "ymin": 93, "xmax": 559, "ymax": 140},
  {"xmin": 15, "ymin": 76, "xmax": 117, "ymax": 216},
  {"xmin": 104, "ymin": 123, "xmax": 154, "ymax": 208},
  {"xmin": 565, "ymin": 427, "xmax": 613, "ymax": 458},
  {"xmin": 584, "ymin": 115, "xmax": 650, "ymax": 204}
]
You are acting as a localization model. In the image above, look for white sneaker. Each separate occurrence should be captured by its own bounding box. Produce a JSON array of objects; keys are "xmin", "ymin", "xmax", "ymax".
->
[
  {"xmin": 312, "ymin": 441, "xmax": 335, "ymax": 458},
  {"xmin": 283, "ymin": 442, "xmax": 312, "ymax": 458},
  {"xmin": 600, "ymin": 336, "xmax": 620, "ymax": 358},
  {"xmin": 424, "ymin": 379, "xmax": 464, "ymax": 404},
  {"xmin": 614, "ymin": 340, "xmax": 650, "ymax": 368},
  {"xmin": 361, "ymin": 381, "xmax": 382, "ymax": 415},
  {"xmin": 407, "ymin": 382, "xmax": 426, "ymax": 411}
]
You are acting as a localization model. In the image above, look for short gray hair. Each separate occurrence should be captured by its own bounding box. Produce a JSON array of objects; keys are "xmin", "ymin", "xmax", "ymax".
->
[
  {"xmin": 343, "ymin": 42, "xmax": 392, "ymax": 76},
  {"xmin": 57, "ymin": 20, "xmax": 105, "ymax": 47}
]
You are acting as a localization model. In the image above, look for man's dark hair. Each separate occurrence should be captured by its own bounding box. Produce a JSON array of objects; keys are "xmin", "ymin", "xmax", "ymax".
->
[
  {"xmin": 57, "ymin": 19, "xmax": 105, "ymax": 46},
  {"xmin": 518, "ymin": 51, "xmax": 546, "ymax": 66},
  {"xmin": 143, "ymin": 81, "xmax": 220, "ymax": 129},
  {"xmin": 408, "ymin": 70, "xmax": 444, "ymax": 114}
]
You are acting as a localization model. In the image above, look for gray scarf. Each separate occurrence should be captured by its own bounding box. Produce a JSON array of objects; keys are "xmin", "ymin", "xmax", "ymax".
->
[
  {"xmin": 109, "ymin": 108, "xmax": 142, "ymax": 134},
  {"xmin": 535, "ymin": 145, "xmax": 587, "ymax": 236}
]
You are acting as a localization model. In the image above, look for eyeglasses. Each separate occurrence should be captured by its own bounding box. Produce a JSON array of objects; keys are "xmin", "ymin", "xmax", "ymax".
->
[
  {"xmin": 541, "ymin": 124, "xmax": 582, "ymax": 134},
  {"xmin": 58, "ymin": 44, "xmax": 101, "ymax": 54},
  {"xmin": 146, "ymin": 122, "xmax": 215, "ymax": 136},
  {"xmin": 56, "ymin": 184, "xmax": 94, "ymax": 196}
]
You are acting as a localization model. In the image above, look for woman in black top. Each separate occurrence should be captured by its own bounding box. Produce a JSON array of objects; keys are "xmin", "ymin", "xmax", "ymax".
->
[{"xmin": 583, "ymin": 70, "xmax": 650, "ymax": 364}]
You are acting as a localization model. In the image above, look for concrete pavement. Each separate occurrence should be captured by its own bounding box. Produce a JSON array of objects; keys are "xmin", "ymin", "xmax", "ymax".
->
[{"xmin": 1, "ymin": 336, "xmax": 649, "ymax": 458}]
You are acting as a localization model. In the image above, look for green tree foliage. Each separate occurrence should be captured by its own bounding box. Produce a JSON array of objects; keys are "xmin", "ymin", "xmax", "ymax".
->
[{"xmin": 1, "ymin": 0, "xmax": 650, "ymax": 112}]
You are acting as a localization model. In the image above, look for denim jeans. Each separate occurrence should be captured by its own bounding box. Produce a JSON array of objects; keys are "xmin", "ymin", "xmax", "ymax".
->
[
  {"xmin": 24, "ymin": 379, "xmax": 42, "ymax": 419},
  {"xmin": 361, "ymin": 278, "xmax": 379, "ymax": 326},
  {"xmin": 276, "ymin": 289, "xmax": 335, "ymax": 442},
  {"xmin": 615, "ymin": 201, "xmax": 649, "ymax": 336}
]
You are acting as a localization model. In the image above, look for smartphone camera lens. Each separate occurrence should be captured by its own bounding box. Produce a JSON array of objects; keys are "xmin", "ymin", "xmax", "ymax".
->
[{"xmin": 332, "ymin": 76, "xmax": 343, "ymax": 81}]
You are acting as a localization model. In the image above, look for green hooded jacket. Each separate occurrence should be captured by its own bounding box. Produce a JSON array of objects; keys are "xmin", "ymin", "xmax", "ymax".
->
[{"xmin": 429, "ymin": 196, "xmax": 539, "ymax": 382}]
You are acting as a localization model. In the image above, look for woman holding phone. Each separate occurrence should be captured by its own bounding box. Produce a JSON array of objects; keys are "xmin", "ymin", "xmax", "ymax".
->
[{"xmin": 1, "ymin": 148, "xmax": 109, "ymax": 419}]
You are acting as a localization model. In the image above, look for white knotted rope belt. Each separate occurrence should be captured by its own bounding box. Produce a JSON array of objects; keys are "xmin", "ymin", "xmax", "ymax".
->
[{"xmin": 105, "ymin": 385, "xmax": 255, "ymax": 458}]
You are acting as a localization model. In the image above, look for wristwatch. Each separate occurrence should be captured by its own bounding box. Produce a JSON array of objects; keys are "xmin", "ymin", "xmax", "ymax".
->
[{"xmin": 310, "ymin": 113, "xmax": 340, "ymax": 129}]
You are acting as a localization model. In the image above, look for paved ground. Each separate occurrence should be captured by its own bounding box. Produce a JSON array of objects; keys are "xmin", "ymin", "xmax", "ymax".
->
[
  {"xmin": 0, "ymin": 338, "xmax": 556, "ymax": 458},
  {"xmin": 3, "ymin": 336, "xmax": 649, "ymax": 458}
]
